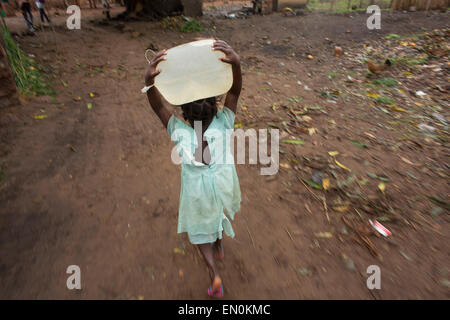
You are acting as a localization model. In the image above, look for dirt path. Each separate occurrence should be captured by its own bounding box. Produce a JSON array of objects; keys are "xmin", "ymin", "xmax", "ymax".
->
[{"xmin": 0, "ymin": 10, "xmax": 449, "ymax": 299}]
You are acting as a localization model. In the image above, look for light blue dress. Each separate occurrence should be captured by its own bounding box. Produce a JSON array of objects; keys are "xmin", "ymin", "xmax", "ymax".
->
[{"xmin": 167, "ymin": 106, "xmax": 241, "ymax": 244}]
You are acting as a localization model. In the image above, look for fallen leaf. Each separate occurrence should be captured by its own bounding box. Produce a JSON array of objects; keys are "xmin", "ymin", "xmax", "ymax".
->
[
  {"xmin": 400, "ymin": 157, "xmax": 415, "ymax": 165},
  {"xmin": 282, "ymin": 139, "xmax": 305, "ymax": 145},
  {"xmin": 322, "ymin": 178, "xmax": 330, "ymax": 191},
  {"xmin": 34, "ymin": 115, "xmax": 48, "ymax": 119},
  {"xmin": 332, "ymin": 205, "xmax": 350, "ymax": 212},
  {"xmin": 173, "ymin": 248, "xmax": 185, "ymax": 255},
  {"xmin": 391, "ymin": 106, "xmax": 408, "ymax": 112},
  {"xmin": 400, "ymin": 250, "xmax": 413, "ymax": 261},
  {"xmin": 308, "ymin": 128, "xmax": 317, "ymax": 136},
  {"xmin": 358, "ymin": 178, "xmax": 369, "ymax": 186},
  {"xmin": 351, "ymin": 140, "xmax": 367, "ymax": 148},
  {"xmin": 315, "ymin": 232, "xmax": 333, "ymax": 238},
  {"xmin": 335, "ymin": 159, "xmax": 351, "ymax": 172},
  {"xmin": 378, "ymin": 182, "xmax": 386, "ymax": 194},
  {"xmin": 367, "ymin": 172, "xmax": 389, "ymax": 181},
  {"xmin": 303, "ymin": 179, "xmax": 322, "ymax": 190},
  {"xmin": 328, "ymin": 151, "xmax": 339, "ymax": 157},
  {"xmin": 364, "ymin": 132, "xmax": 376, "ymax": 139},
  {"xmin": 67, "ymin": 144, "xmax": 77, "ymax": 152}
]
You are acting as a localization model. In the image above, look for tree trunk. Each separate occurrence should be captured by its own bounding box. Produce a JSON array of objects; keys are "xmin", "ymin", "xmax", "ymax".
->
[
  {"xmin": 122, "ymin": 0, "xmax": 184, "ymax": 19},
  {"xmin": 121, "ymin": 0, "xmax": 202, "ymax": 19},
  {"xmin": 181, "ymin": 0, "xmax": 203, "ymax": 16}
]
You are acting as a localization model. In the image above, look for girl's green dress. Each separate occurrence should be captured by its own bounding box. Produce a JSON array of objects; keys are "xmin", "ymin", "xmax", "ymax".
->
[{"xmin": 167, "ymin": 106, "xmax": 241, "ymax": 244}]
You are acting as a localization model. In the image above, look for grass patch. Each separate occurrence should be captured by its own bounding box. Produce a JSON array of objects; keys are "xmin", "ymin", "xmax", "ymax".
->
[
  {"xmin": 160, "ymin": 16, "xmax": 204, "ymax": 33},
  {"xmin": 373, "ymin": 78, "xmax": 398, "ymax": 87},
  {"xmin": 308, "ymin": 0, "xmax": 391, "ymax": 12},
  {"xmin": 180, "ymin": 18, "xmax": 204, "ymax": 33},
  {"xmin": 376, "ymin": 96, "xmax": 394, "ymax": 105},
  {"xmin": 1, "ymin": 26, "xmax": 54, "ymax": 96},
  {"xmin": 385, "ymin": 33, "xmax": 400, "ymax": 39},
  {"xmin": 408, "ymin": 57, "xmax": 429, "ymax": 65},
  {"xmin": 386, "ymin": 32, "xmax": 425, "ymax": 40},
  {"xmin": 391, "ymin": 55, "xmax": 428, "ymax": 66},
  {"xmin": 327, "ymin": 71, "xmax": 338, "ymax": 80}
]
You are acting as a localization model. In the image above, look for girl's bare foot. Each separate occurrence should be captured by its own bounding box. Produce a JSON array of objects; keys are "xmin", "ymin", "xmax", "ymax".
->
[{"xmin": 208, "ymin": 276, "xmax": 223, "ymax": 298}]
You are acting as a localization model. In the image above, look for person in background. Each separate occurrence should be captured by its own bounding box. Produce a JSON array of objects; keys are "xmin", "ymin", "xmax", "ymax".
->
[
  {"xmin": 20, "ymin": 0, "xmax": 34, "ymax": 31},
  {"xmin": 35, "ymin": 0, "xmax": 50, "ymax": 24},
  {"xmin": 101, "ymin": 0, "xmax": 111, "ymax": 20},
  {"xmin": 88, "ymin": 0, "xmax": 97, "ymax": 9}
]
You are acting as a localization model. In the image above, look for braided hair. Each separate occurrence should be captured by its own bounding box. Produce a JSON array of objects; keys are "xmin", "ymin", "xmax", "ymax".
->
[{"xmin": 181, "ymin": 97, "xmax": 218, "ymax": 131}]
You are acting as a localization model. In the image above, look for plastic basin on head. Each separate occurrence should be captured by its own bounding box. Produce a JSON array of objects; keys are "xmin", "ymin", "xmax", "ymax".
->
[{"xmin": 154, "ymin": 39, "xmax": 233, "ymax": 105}]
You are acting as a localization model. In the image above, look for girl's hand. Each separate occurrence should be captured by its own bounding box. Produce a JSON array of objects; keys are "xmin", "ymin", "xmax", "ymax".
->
[
  {"xmin": 212, "ymin": 40, "xmax": 240, "ymax": 67},
  {"xmin": 144, "ymin": 49, "xmax": 167, "ymax": 86}
]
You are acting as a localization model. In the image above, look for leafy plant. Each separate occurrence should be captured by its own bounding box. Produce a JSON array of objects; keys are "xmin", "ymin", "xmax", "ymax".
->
[
  {"xmin": 160, "ymin": 16, "xmax": 204, "ymax": 33},
  {"xmin": 181, "ymin": 19, "xmax": 204, "ymax": 33},
  {"xmin": 1, "ymin": 26, "xmax": 54, "ymax": 96},
  {"xmin": 160, "ymin": 16, "xmax": 183, "ymax": 30}
]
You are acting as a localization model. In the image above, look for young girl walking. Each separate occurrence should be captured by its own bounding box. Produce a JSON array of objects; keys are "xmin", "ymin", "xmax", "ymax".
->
[{"xmin": 144, "ymin": 40, "xmax": 242, "ymax": 298}]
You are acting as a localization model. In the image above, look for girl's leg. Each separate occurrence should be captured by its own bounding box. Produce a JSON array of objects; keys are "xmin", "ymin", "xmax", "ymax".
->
[
  {"xmin": 197, "ymin": 243, "xmax": 222, "ymax": 291},
  {"xmin": 213, "ymin": 238, "xmax": 224, "ymax": 260}
]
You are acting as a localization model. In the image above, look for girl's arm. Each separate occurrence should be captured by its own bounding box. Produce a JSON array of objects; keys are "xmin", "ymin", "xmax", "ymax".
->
[
  {"xmin": 212, "ymin": 40, "xmax": 242, "ymax": 114},
  {"xmin": 144, "ymin": 50, "xmax": 172, "ymax": 128}
]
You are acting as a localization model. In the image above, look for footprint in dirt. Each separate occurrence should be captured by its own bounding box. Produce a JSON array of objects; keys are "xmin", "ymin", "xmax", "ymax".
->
[{"xmin": 150, "ymin": 198, "xmax": 168, "ymax": 218}]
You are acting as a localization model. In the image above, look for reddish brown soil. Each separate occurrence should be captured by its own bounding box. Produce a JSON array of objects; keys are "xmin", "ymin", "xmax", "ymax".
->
[{"xmin": 0, "ymin": 9, "xmax": 449, "ymax": 299}]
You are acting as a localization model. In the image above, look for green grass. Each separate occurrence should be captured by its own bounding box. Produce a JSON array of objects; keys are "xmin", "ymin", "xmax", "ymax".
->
[
  {"xmin": 391, "ymin": 55, "xmax": 428, "ymax": 66},
  {"xmin": 373, "ymin": 78, "xmax": 398, "ymax": 87},
  {"xmin": 160, "ymin": 16, "xmax": 204, "ymax": 33},
  {"xmin": 307, "ymin": 0, "xmax": 391, "ymax": 13},
  {"xmin": 385, "ymin": 33, "xmax": 401, "ymax": 39},
  {"xmin": 1, "ymin": 26, "xmax": 54, "ymax": 96},
  {"xmin": 181, "ymin": 19, "xmax": 204, "ymax": 33},
  {"xmin": 376, "ymin": 96, "xmax": 394, "ymax": 105},
  {"xmin": 327, "ymin": 71, "xmax": 338, "ymax": 79},
  {"xmin": 385, "ymin": 32, "xmax": 425, "ymax": 40}
]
